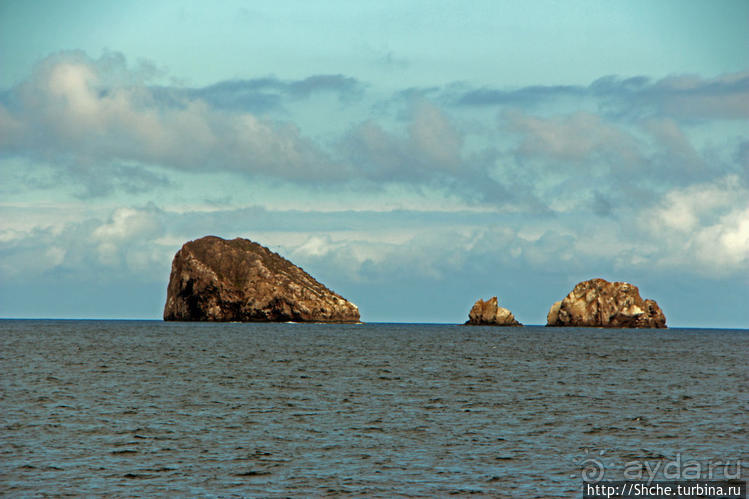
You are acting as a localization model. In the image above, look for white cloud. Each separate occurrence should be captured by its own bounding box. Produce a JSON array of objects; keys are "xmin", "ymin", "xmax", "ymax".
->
[
  {"xmin": 0, "ymin": 204, "xmax": 172, "ymax": 280},
  {"xmin": 653, "ymin": 175, "xmax": 745, "ymax": 232},
  {"xmin": 647, "ymin": 175, "xmax": 749, "ymax": 275},
  {"xmin": 92, "ymin": 206, "xmax": 162, "ymax": 242},
  {"xmin": 0, "ymin": 233, "xmax": 69, "ymax": 278},
  {"xmin": 92, "ymin": 206, "xmax": 163, "ymax": 266},
  {"xmin": 1, "ymin": 52, "xmax": 343, "ymax": 187}
]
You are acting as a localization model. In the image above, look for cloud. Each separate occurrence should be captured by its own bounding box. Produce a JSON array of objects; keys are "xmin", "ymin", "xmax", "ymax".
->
[
  {"xmin": 0, "ymin": 203, "xmax": 170, "ymax": 281},
  {"xmin": 183, "ymin": 74, "xmax": 364, "ymax": 112},
  {"xmin": 336, "ymin": 99, "xmax": 547, "ymax": 209},
  {"xmin": 92, "ymin": 205, "xmax": 164, "ymax": 267},
  {"xmin": 735, "ymin": 140, "xmax": 749, "ymax": 185},
  {"xmin": 591, "ymin": 191, "xmax": 614, "ymax": 217},
  {"xmin": 642, "ymin": 117, "xmax": 710, "ymax": 182},
  {"xmin": 644, "ymin": 175, "xmax": 749, "ymax": 276},
  {"xmin": 505, "ymin": 110, "xmax": 642, "ymax": 165},
  {"xmin": 497, "ymin": 110, "xmax": 652, "ymax": 215},
  {"xmin": 0, "ymin": 51, "xmax": 350, "ymax": 194},
  {"xmin": 496, "ymin": 105, "xmax": 746, "ymax": 215},
  {"xmin": 453, "ymin": 72, "xmax": 749, "ymax": 121},
  {"xmin": 645, "ymin": 72, "xmax": 749, "ymax": 120},
  {"xmin": 337, "ymin": 98, "xmax": 533, "ymax": 209},
  {"xmin": 408, "ymin": 100, "xmax": 463, "ymax": 167},
  {"xmin": 342, "ymin": 100, "xmax": 463, "ymax": 181},
  {"xmin": 456, "ymin": 83, "xmax": 586, "ymax": 107}
]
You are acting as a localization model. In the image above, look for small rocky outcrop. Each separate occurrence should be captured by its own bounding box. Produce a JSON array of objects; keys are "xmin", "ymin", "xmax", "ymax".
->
[
  {"xmin": 465, "ymin": 296, "xmax": 522, "ymax": 326},
  {"xmin": 163, "ymin": 236, "xmax": 360, "ymax": 323},
  {"xmin": 546, "ymin": 278, "xmax": 666, "ymax": 328}
]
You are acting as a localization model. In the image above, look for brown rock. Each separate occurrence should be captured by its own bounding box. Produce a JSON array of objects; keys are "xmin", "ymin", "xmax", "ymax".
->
[
  {"xmin": 465, "ymin": 296, "xmax": 522, "ymax": 326},
  {"xmin": 163, "ymin": 236, "xmax": 360, "ymax": 323},
  {"xmin": 546, "ymin": 278, "xmax": 666, "ymax": 328}
]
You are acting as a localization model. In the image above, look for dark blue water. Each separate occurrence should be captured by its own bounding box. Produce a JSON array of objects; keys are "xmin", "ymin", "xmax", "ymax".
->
[{"xmin": 1, "ymin": 320, "xmax": 747, "ymax": 497}]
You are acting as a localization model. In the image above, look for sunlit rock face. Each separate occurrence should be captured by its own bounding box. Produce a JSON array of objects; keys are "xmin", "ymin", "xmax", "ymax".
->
[
  {"xmin": 465, "ymin": 296, "xmax": 522, "ymax": 326},
  {"xmin": 164, "ymin": 236, "xmax": 360, "ymax": 323},
  {"xmin": 546, "ymin": 278, "xmax": 666, "ymax": 328}
]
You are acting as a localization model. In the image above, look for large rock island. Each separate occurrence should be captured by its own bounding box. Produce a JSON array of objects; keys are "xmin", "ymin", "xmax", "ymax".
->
[
  {"xmin": 465, "ymin": 296, "xmax": 522, "ymax": 326},
  {"xmin": 164, "ymin": 236, "xmax": 360, "ymax": 322},
  {"xmin": 546, "ymin": 278, "xmax": 666, "ymax": 328}
]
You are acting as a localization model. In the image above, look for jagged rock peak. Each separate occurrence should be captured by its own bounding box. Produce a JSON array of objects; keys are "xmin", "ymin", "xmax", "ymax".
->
[
  {"xmin": 163, "ymin": 235, "xmax": 360, "ymax": 323},
  {"xmin": 546, "ymin": 278, "xmax": 666, "ymax": 328},
  {"xmin": 465, "ymin": 296, "xmax": 522, "ymax": 326}
]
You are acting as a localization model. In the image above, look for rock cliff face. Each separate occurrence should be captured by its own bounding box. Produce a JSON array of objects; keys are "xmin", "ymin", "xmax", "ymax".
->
[
  {"xmin": 163, "ymin": 236, "xmax": 360, "ymax": 323},
  {"xmin": 546, "ymin": 278, "xmax": 666, "ymax": 328},
  {"xmin": 465, "ymin": 296, "xmax": 522, "ymax": 326}
]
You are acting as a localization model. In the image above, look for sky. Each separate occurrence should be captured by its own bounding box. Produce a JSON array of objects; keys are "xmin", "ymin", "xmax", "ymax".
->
[{"xmin": 1, "ymin": 0, "xmax": 748, "ymax": 327}]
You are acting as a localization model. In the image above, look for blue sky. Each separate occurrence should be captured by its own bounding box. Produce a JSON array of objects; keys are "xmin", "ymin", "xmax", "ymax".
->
[{"xmin": 1, "ymin": 0, "xmax": 748, "ymax": 326}]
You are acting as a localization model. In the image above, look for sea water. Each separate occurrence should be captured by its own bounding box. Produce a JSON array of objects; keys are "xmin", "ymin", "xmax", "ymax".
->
[{"xmin": 1, "ymin": 320, "xmax": 747, "ymax": 497}]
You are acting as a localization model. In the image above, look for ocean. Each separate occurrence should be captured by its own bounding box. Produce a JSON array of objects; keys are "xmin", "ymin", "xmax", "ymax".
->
[{"xmin": 1, "ymin": 320, "xmax": 747, "ymax": 497}]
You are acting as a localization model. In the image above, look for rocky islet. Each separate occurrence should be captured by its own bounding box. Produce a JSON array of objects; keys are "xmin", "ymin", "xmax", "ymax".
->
[
  {"xmin": 464, "ymin": 296, "xmax": 522, "ymax": 326},
  {"xmin": 545, "ymin": 278, "xmax": 666, "ymax": 328},
  {"xmin": 163, "ymin": 236, "xmax": 360, "ymax": 323}
]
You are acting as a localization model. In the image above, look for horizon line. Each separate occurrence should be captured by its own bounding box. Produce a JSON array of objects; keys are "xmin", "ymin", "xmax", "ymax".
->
[{"xmin": 0, "ymin": 317, "xmax": 746, "ymax": 330}]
